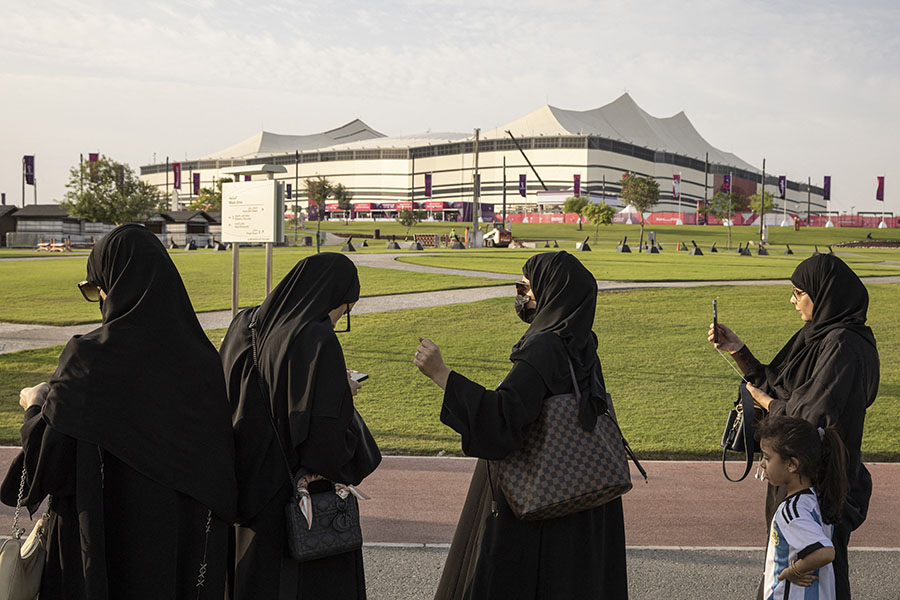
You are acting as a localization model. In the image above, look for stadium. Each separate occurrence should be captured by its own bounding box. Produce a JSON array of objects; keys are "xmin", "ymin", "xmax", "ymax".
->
[{"xmin": 139, "ymin": 93, "xmax": 826, "ymax": 225}]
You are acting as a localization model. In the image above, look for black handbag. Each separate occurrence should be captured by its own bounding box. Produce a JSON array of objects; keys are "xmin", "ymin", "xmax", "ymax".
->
[
  {"xmin": 720, "ymin": 384, "xmax": 763, "ymax": 482},
  {"xmin": 249, "ymin": 309, "xmax": 364, "ymax": 562}
]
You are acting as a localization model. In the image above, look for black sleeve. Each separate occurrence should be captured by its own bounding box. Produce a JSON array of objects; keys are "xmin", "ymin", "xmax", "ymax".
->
[
  {"xmin": 440, "ymin": 360, "xmax": 549, "ymax": 460},
  {"xmin": 731, "ymin": 345, "xmax": 767, "ymax": 385},
  {"xmin": 0, "ymin": 407, "xmax": 77, "ymax": 512},
  {"xmin": 296, "ymin": 343, "xmax": 382, "ymax": 485}
]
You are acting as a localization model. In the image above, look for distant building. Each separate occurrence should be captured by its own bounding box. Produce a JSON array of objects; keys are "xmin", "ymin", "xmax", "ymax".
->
[
  {"xmin": 139, "ymin": 94, "xmax": 826, "ymax": 224},
  {"xmin": 0, "ymin": 205, "xmax": 18, "ymax": 247},
  {"xmin": 6, "ymin": 205, "xmax": 117, "ymax": 248}
]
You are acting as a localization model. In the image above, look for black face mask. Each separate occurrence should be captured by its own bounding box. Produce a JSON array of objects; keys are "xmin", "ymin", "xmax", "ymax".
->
[{"xmin": 515, "ymin": 294, "xmax": 536, "ymax": 323}]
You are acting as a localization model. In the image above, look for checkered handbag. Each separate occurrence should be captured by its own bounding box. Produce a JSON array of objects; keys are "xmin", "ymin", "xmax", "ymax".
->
[{"xmin": 492, "ymin": 360, "xmax": 644, "ymax": 521}]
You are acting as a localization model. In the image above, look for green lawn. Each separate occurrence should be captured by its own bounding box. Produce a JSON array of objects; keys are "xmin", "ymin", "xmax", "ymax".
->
[
  {"xmin": 3, "ymin": 284, "xmax": 896, "ymax": 460},
  {"xmin": 396, "ymin": 247, "xmax": 900, "ymax": 282},
  {"xmin": 0, "ymin": 250, "xmax": 505, "ymax": 325}
]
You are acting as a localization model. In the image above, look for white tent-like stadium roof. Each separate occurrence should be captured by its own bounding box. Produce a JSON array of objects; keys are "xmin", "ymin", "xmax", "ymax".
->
[
  {"xmin": 482, "ymin": 93, "xmax": 756, "ymax": 172},
  {"xmin": 203, "ymin": 118, "xmax": 385, "ymax": 159}
]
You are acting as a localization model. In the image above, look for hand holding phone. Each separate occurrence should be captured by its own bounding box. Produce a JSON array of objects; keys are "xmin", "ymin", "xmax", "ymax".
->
[{"xmin": 348, "ymin": 371, "xmax": 369, "ymax": 383}]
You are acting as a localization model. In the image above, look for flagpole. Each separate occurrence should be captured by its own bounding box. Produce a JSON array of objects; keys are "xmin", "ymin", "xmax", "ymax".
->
[
  {"xmin": 21, "ymin": 157, "xmax": 25, "ymax": 208},
  {"xmin": 880, "ymin": 176, "xmax": 886, "ymax": 229}
]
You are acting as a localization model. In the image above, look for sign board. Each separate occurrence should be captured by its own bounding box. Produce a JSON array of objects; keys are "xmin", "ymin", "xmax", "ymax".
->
[{"xmin": 221, "ymin": 180, "xmax": 284, "ymax": 243}]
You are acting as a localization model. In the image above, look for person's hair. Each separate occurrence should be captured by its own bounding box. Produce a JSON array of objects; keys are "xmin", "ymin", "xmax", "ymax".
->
[{"xmin": 756, "ymin": 416, "xmax": 848, "ymax": 524}]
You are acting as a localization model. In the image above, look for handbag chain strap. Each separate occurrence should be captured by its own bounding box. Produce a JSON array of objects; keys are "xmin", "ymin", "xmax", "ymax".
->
[
  {"xmin": 12, "ymin": 464, "xmax": 27, "ymax": 538},
  {"xmin": 248, "ymin": 308, "xmax": 303, "ymax": 492}
]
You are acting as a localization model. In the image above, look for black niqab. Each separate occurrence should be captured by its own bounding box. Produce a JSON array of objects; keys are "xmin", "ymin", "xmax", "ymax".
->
[
  {"xmin": 509, "ymin": 251, "xmax": 605, "ymax": 429},
  {"xmin": 40, "ymin": 224, "xmax": 237, "ymax": 521},
  {"xmin": 766, "ymin": 254, "xmax": 877, "ymax": 402}
]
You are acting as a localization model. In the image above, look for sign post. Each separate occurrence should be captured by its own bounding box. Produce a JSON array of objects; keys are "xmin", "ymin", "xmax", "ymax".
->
[{"xmin": 222, "ymin": 178, "xmax": 285, "ymax": 318}]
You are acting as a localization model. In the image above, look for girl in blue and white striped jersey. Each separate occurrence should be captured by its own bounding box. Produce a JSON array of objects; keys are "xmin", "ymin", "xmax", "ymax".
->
[{"xmin": 757, "ymin": 416, "xmax": 849, "ymax": 600}]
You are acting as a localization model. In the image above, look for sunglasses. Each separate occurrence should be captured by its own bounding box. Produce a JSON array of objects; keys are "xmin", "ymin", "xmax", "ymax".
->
[
  {"xmin": 334, "ymin": 306, "xmax": 351, "ymax": 333},
  {"xmin": 77, "ymin": 280, "xmax": 102, "ymax": 302}
]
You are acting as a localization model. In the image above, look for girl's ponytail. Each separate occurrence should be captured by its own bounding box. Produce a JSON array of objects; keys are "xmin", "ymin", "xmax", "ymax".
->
[{"xmin": 817, "ymin": 426, "xmax": 849, "ymax": 524}]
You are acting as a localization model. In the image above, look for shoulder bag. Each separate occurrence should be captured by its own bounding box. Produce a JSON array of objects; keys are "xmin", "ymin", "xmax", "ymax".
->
[
  {"xmin": 491, "ymin": 360, "xmax": 646, "ymax": 521},
  {"xmin": 0, "ymin": 466, "xmax": 50, "ymax": 600},
  {"xmin": 720, "ymin": 384, "xmax": 763, "ymax": 482},
  {"xmin": 248, "ymin": 309, "xmax": 364, "ymax": 562}
]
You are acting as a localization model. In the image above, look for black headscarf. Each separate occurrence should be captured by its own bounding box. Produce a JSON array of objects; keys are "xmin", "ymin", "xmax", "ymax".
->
[
  {"xmin": 41, "ymin": 224, "xmax": 237, "ymax": 522},
  {"xmin": 219, "ymin": 253, "xmax": 366, "ymax": 522},
  {"xmin": 509, "ymin": 251, "xmax": 605, "ymax": 430},
  {"xmin": 766, "ymin": 253, "xmax": 877, "ymax": 402}
]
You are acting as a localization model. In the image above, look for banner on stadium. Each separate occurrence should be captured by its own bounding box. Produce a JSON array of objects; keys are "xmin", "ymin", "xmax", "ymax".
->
[
  {"xmin": 823, "ymin": 176, "xmax": 831, "ymax": 201},
  {"xmin": 876, "ymin": 176, "xmax": 884, "ymax": 201},
  {"xmin": 519, "ymin": 174, "xmax": 526, "ymax": 197},
  {"xmin": 193, "ymin": 173, "xmax": 201, "ymax": 196},
  {"xmin": 245, "ymin": 175, "xmax": 251, "ymax": 182},
  {"xmin": 672, "ymin": 174, "xmax": 681, "ymax": 200},
  {"xmin": 23, "ymin": 156, "xmax": 35, "ymax": 185},
  {"xmin": 173, "ymin": 163, "xmax": 182, "ymax": 189},
  {"xmin": 354, "ymin": 202, "xmax": 372, "ymax": 211},
  {"xmin": 425, "ymin": 173, "xmax": 432, "ymax": 198},
  {"xmin": 574, "ymin": 174, "xmax": 581, "ymax": 197},
  {"xmin": 778, "ymin": 176, "xmax": 786, "ymax": 200},
  {"xmin": 722, "ymin": 174, "xmax": 731, "ymax": 193},
  {"xmin": 286, "ymin": 183, "xmax": 292, "ymax": 199}
]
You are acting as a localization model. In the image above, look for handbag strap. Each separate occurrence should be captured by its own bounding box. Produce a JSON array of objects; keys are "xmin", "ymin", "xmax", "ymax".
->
[
  {"xmin": 12, "ymin": 464, "xmax": 27, "ymax": 538},
  {"xmin": 568, "ymin": 360, "xmax": 648, "ymax": 482},
  {"xmin": 721, "ymin": 385, "xmax": 756, "ymax": 483},
  {"xmin": 248, "ymin": 307, "xmax": 300, "ymax": 492}
]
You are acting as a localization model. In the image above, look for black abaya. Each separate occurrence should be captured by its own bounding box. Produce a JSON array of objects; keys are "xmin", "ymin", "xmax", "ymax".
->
[
  {"xmin": 434, "ymin": 252, "xmax": 628, "ymax": 600},
  {"xmin": 0, "ymin": 225, "xmax": 237, "ymax": 599},
  {"xmin": 733, "ymin": 254, "xmax": 879, "ymax": 600},
  {"xmin": 220, "ymin": 253, "xmax": 381, "ymax": 600}
]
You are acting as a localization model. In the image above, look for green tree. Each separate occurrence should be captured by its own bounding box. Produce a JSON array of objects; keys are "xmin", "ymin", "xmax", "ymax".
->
[
  {"xmin": 562, "ymin": 196, "xmax": 589, "ymax": 230},
  {"xmin": 188, "ymin": 177, "xmax": 232, "ymax": 212},
  {"xmin": 749, "ymin": 190, "xmax": 776, "ymax": 242},
  {"xmin": 708, "ymin": 191, "xmax": 745, "ymax": 249},
  {"xmin": 61, "ymin": 155, "xmax": 161, "ymax": 225},
  {"xmin": 619, "ymin": 172, "xmax": 659, "ymax": 253},
  {"xmin": 581, "ymin": 201, "xmax": 616, "ymax": 243},
  {"xmin": 305, "ymin": 176, "xmax": 334, "ymax": 253},
  {"xmin": 396, "ymin": 209, "xmax": 426, "ymax": 234},
  {"xmin": 334, "ymin": 183, "xmax": 353, "ymax": 225}
]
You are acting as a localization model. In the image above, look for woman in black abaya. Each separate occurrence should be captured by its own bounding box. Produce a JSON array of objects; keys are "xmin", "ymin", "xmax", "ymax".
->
[
  {"xmin": 1, "ymin": 224, "xmax": 238, "ymax": 599},
  {"xmin": 710, "ymin": 253, "xmax": 879, "ymax": 599},
  {"xmin": 220, "ymin": 252, "xmax": 381, "ymax": 600},
  {"xmin": 415, "ymin": 251, "xmax": 628, "ymax": 600}
]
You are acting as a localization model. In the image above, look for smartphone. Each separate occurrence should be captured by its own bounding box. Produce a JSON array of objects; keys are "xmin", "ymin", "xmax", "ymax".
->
[
  {"xmin": 712, "ymin": 299, "xmax": 719, "ymax": 344},
  {"xmin": 349, "ymin": 371, "xmax": 369, "ymax": 383}
]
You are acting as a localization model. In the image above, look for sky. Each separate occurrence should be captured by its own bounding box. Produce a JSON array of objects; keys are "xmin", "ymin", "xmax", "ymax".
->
[{"xmin": 2, "ymin": 0, "xmax": 898, "ymax": 214}]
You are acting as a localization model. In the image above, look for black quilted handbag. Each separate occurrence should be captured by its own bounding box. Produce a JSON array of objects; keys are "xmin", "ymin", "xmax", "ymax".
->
[
  {"xmin": 249, "ymin": 309, "xmax": 364, "ymax": 562},
  {"xmin": 492, "ymin": 360, "xmax": 645, "ymax": 521},
  {"xmin": 284, "ymin": 479, "xmax": 362, "ymax": 562}
]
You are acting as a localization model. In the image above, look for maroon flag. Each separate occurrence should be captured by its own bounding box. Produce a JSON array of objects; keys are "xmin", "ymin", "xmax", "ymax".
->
[
  {"xmin": 876, "ymin": 176, "xmax": 884, "ymax": 201},
  {"xmin": 672, "ymin": 174, "xmax": 681, "ymax": 200},
  {"xmin": 778, "ymin": 176, "xmax": 786, "ymax": 200},
  {"xmin": 519, "ymin": 174, "xmax": 526, "ymax": 197},
  {"xmin": 173, "ymin": 163, "xmax": 182, "ymax": 190},
  {"xmin": 823, "ymin": 176, "xmax": 831, "ymax": 201},
  {"xmin": 88, "ymin": 153, "xmax": 99, "ymax": 162},
  {"xmin": 193, "ymin": 173, "xmax": 201, "ymax": 196},
  {"xmin": 722, "ymin": 174, "xmax": 731, "ymax": 193},
  {"xmin": 23, "ymin": 156, "xmax": 35, "ymax": 185},
  {"xmin": 286, "ymin": 183, "xmax": 292, "ymax": 199},
  {"xmin": 425, "ymin": 173, "xmax": 432, "ymax": 198},
  {"xmin": 574, "ymin": 174, "xmax": 581, "ymax": 197}
]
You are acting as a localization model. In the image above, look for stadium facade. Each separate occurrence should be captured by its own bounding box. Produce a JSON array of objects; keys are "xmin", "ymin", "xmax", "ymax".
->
[{"xmin": 139, "ymin": 94, "xmax": 826, "ymax": 223}]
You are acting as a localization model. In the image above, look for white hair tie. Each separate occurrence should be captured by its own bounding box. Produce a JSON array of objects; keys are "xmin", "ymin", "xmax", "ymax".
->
[{"xmin": 817, "ymin": 427, "xmax": 825, "ymax": 441}]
